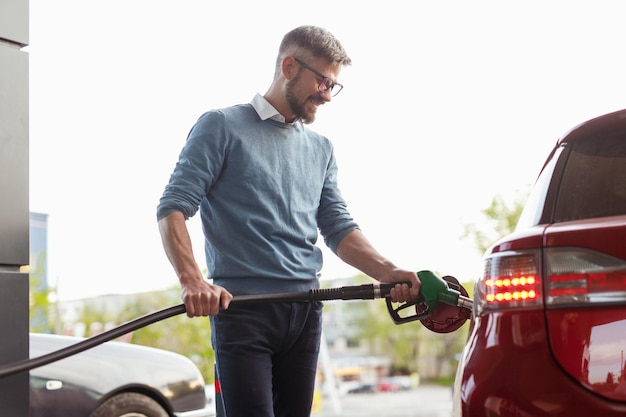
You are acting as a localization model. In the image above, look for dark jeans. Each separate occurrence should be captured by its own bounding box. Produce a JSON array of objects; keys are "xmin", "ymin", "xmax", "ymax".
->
[{"xmin": 210, "ymin": 301, "xmax": 323, "ymax": 417}]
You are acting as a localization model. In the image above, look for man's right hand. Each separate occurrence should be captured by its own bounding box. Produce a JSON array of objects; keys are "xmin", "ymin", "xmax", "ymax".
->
[
  {"xmin": 158, "ymin": 212, "xmax": 233, "ymax": 317},
  {"xmin": 181, "ymin": 279, "xmax": 233, "ymax": 317}
]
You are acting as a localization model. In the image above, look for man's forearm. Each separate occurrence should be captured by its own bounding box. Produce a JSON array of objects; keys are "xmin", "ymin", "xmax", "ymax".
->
[
  {"xmin": 158, "ymin": 211, "xmax": 232, "ymax": 316},
  {"xmin": 335, "ymin": 229, "xmax": 421, "ymax": 301},
  {"xmin": 158, "ymin": 211, "xmax": 203, "ymax": 284},
  {"xmin": 335, "ymin": 229, "xmax": 397, "ymax": 281}
]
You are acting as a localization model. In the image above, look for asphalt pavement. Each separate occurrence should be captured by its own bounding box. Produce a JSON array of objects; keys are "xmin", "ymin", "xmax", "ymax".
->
[{"xmin": 313, "ymin": 385, "xmax": 453, "ymax": 417}]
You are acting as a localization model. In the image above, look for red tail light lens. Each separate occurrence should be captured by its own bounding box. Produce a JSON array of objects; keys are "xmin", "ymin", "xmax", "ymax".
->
[
  {"xmin": 477, "ymin": 250, "xmax": 543, "ymax": 314},
  {"xmin": 545, "ymin": 247, "xmax": 626, "ymax": 306},
  {"xmin": 484, "ymin": 275, "xmax": 538, "ymax": 302},
  {"xmin": 477, "ymin": 248, "xmax": 626, "ymax": 314}
]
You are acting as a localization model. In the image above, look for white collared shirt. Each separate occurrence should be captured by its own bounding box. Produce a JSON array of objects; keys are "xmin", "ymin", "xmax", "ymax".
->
[{"xmin": 250, "ymin": 93, "xmax": 287, "ymax": 123}]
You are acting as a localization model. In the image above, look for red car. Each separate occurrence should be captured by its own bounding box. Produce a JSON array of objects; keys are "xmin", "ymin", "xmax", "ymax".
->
[{"xmin": 453, "ymin": 109, "xmax": 626, "ymax": 416}]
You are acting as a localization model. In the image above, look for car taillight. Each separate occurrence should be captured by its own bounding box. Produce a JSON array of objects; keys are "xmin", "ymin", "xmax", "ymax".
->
[
  {"xmin": 545, "ymin": 247, "xmax": 626, "ymax": 306},
  {"xmin": 476, "ymin": 250, "xmax": 543, "ymax": 314},
  {"xmin": 476, "ymin": 248, "xmax": 626, "ymax": 314}
]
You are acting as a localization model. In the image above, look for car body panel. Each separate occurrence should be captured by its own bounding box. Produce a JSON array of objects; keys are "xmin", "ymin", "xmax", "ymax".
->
[
  {"xmin": 456, "ymin": 310, "xmax": 626, "ymax": 417},
  {"xmin": 488, "ymin": 226, "xmax": 545, "ymax": 253},
  {"xmin": 29, "ymin": 333, "xmax": 213, "ymax": 417},
  {"xmin": 543, "ymin": 216, "xmax": 626, "ymax": 260},
  {"xmin": 546, "ymin": 306, "xmax": 626, "ymax": 401}
]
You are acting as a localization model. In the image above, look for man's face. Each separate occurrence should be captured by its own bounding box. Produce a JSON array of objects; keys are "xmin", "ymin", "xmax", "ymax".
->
[{"xmin": 285, "ymin": 59, "xmax": 340, "ymax": 124}]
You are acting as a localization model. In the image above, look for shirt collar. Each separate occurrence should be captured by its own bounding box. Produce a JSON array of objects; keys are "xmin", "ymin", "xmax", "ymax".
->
[{"xmin": 250, "ymin": 93, "xmax": 287, "ymax": 123}]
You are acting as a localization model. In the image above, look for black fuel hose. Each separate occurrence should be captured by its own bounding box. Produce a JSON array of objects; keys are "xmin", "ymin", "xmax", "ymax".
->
[
  {"xmin": 0, "ymin": 282, "xmax": 397, "ymax": 379},
  {"xmin": 0, "ymin": 304, "xmax": 187, "ymax": 379}
]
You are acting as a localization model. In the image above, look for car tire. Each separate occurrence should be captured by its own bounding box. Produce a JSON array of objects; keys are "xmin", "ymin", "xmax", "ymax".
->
[{"xmin": 90, "ymin": 392, "xmax": 169, "ymax": 417}]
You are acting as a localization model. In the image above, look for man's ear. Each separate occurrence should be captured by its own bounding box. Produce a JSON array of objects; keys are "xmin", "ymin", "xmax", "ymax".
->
[{"xmin": 281, "ymin": 56, "xmax": 298, "ymax": 81}]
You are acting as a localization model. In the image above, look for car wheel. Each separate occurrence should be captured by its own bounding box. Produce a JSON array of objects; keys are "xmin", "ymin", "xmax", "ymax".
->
[{"xmin": 90, "ymin": 392, "xmax": 169, "ymax": 417}]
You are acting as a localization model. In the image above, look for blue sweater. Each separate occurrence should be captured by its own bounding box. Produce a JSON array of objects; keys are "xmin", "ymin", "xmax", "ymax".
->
[{"xmin": 157, "ymin": 103, "xmax": 359, "ymax": 295}]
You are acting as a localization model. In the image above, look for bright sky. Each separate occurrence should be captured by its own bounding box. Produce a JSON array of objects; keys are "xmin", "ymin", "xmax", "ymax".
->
[{"xmin": 28, "ymin": 0, "xmax": 626, "ymax": 301}]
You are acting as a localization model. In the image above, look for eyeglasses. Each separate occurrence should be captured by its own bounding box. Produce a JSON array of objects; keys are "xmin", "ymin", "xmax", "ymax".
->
[{"xmin": 294, "ymin": 57, "xmax": 343, "ymax": 97}]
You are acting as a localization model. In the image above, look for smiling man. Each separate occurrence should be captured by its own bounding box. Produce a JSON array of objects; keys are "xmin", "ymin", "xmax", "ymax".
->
[{"xmin": 157, "ymin": 25, "xmax": 420, "ymax": 417}]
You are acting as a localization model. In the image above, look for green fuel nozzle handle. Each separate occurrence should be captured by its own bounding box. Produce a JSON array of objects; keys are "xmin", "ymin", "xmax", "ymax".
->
[
  {"xmin": 418, "ymin": 269, "xmax": 459, "ymax": 307},
  {"xmin": 386, "ymin": 270, "xmax": 473, "ymax": 325}
]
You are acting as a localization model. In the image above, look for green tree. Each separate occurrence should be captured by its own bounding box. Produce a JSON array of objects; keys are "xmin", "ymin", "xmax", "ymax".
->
[
  {"xmin": 352, "ymin": 189, "xmax": 531, "ymax": 381},
  {"xmin": 361, "ymin": 289, "xmax": 472, "ymax": 380},
  {"xmin": 72, "ymin": 289, "xmax": 216, "ymax": 383},
  {"xmin": 29, "ymin": 250, "xmax": 56, "ymax": 333},
  {"xmin": 360, "ymin": 294, "xmax": 425, "ymax": 374},
  {"xmin": 462, "ymin": 188, "xmax": 529, "ymax": 254},
  {"xmin": 123, "ymin": 292, "xmax": 215, "ymax": 382},
  {"xmin": 337, "ymin": 273, "xmax": 471, "ymax": 381}
]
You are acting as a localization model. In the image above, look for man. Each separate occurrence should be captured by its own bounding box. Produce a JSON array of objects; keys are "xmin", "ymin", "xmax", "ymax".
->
[{"xmin": 157, "ymin": 25, "xmax": 420, "ymax": 417}]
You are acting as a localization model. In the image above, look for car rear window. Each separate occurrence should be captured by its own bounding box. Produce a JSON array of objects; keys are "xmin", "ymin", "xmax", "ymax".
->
[{"xmin": 554, "ymin": 131, "xmax": 626, "ymax": 222}]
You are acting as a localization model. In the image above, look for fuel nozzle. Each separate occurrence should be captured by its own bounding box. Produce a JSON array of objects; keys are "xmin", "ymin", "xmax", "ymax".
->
[{"xmin": 386, "ymin": 270, "xmax": 473, "ymax": 333}]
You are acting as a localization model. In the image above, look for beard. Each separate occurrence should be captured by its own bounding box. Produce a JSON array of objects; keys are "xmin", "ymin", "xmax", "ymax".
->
[{"xmin": 285, "ymin": 76, "xmax": 323, "ymax": 124}]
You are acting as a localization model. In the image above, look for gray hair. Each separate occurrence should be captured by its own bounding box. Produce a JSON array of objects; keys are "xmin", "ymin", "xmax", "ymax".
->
[{"xmin": 274, "ymin": 25, "xmax": 351, "ymax": 78}]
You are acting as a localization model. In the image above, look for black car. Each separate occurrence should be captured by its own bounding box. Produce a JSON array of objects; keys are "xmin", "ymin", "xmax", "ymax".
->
[{"xmin": 30, "ymin": 333, "xmax": 214, "ymax": 417}]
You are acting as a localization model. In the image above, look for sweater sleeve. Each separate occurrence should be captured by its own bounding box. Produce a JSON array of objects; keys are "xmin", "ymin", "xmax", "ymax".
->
[
  {"xmin": 157, "ymin": 111, "xmax": 226, "ymax": 221},
  {"xmin": 317, "ymin": 148, "xmax": 359, "ymax": 253}
]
